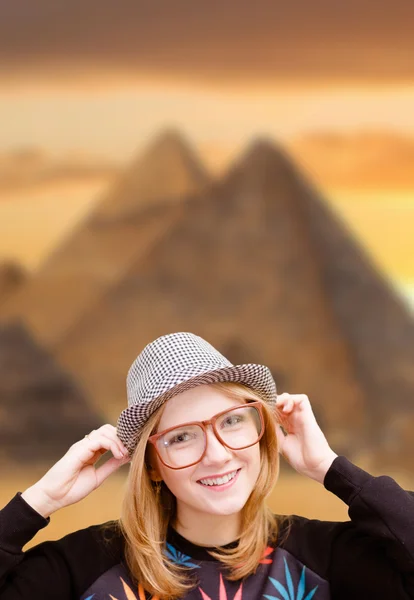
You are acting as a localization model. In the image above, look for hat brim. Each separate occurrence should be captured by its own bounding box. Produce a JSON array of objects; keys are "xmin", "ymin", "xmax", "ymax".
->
[{"xmin": 117, "ymin": 363, "xmax": 277, "ymax": 454}]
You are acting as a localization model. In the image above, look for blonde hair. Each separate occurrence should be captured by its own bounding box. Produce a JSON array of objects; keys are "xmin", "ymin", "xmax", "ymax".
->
[{"xmin": 118, "ymin": 381, "xmax": 286, "ymax": 599}]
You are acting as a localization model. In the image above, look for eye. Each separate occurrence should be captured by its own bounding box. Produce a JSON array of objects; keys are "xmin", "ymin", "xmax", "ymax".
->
[
  {"xmin": 222, "ymin": 414, "xmax": 243, "ymax": 427},
  {"xmin": 165, "ymin": 431, "xmax": 197, "ymax": 446}
]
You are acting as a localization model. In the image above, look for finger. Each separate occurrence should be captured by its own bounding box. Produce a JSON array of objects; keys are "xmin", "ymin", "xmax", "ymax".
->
[
  {"xmin": 277, "ymin": 393, "xmax": 306, "ymax": 412},
  {"xmin": 276, "ymin": 395, "xmax": 294, "ymax": 414},
  {"xmin": 276, "ymin": 392, "xmax": 290, "ymax": 405},
  {"xmin": 275, "ymin": 393, "xmax": 287, "ymax": 415},
  {"xmin": 85, "ymin": 426, "xmax": 128, "ymax": 458},
  {"xmin": 95, "ymin": 455, "xmax": 130, "ymax": 486},
  {"xmin": 282, "ymin": 397, "xmax": 294, "ymax": 412},
  {"xmin": 76, "ymin": 436, "xmax": 125, "ymax": 461},
  {"xmin": 93, "ymin": 432, "xmax": 128, "ymax": 458},
  {"xmin": 273, "ymin": 406, "xmax": 290, "ymax": 433},
  {"xmin": 98, "ymin": 425, "xmax": 129, "ymax": 456}
]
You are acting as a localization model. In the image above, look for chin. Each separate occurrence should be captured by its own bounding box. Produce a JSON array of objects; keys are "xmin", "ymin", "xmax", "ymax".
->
[{"xmin": 202, "ymin": 493, "xmax": 251, "ymax": 517}]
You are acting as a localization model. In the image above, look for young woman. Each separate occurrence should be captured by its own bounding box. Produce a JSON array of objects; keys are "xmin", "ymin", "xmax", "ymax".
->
[{"xmin": 0, "ymin": 332, "xmax": 413, "ymax": 600}]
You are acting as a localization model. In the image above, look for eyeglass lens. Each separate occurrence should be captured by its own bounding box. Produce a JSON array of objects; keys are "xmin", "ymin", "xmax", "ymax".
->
[{"xmin": 156, "ymin": 405, "xmax": 263, "ymax": 468}]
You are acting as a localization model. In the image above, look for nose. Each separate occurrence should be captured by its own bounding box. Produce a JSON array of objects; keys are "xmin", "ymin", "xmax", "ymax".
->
[{"xmin": 201, "ymin": 425, "xmax": 233, "ymax": 465}]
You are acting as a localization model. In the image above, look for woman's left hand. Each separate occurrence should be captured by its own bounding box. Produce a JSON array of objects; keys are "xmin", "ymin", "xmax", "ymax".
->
[{"xmin": 275, "ymin": 393, "xmax": 338, "ymax": 483}]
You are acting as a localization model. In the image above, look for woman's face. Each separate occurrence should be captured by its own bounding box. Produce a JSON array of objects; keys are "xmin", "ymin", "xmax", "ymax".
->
[{"xmin": 150, "ymin": 385, "xmax": 262, "ymax": 522}]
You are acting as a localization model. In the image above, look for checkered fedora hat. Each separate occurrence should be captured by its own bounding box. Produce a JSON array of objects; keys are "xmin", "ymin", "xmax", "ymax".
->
[{"xmin": 117, "ymin": 332, "xmax": 277, "ymax": 454}]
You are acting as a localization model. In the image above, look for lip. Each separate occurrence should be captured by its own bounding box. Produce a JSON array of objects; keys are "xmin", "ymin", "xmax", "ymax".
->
[
  {"xmin": 196, "ymin": 468, "xmax": 241, "ymax": 492},
  {"xmin": 196, "ymin": 468, "xmax": 240, "ymax": 481}
]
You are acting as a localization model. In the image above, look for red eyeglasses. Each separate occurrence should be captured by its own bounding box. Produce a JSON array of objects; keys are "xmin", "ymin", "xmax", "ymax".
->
[{"xmin": 148, "ymin": 401, "xmax": 265, "ymax": 469}]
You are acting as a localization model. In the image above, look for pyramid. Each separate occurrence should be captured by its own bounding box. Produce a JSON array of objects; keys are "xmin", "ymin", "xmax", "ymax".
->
[
  {"xmin": 0, "ymin": 321, "xmax": 102, "ymax": 463},
  {"xmin": 53, "ymin": 138, "xmax": 414, "ymax": 474},
  {"xmin": 297, "ymin": 180, "xmax": 414, "ymax": 468},
  {"xmin": 0, "ymin": 262, "xmax": 27, "ymax": 307},
  {"xmin": 0, "ymin": 130, "xmax": 209, "ymax": 347}
]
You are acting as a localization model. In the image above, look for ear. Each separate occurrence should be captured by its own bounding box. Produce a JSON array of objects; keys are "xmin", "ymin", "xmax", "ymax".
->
[
  {"xmin": 148, "ymin": 466, "xmax": 163, "ymax": 482},
  {"xmin": 146, "ymin": 444, "xmax": 163, "ymax": 481}
]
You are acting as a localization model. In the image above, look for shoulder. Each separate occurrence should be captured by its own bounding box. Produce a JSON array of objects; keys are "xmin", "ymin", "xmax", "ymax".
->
[
  {"xmin": 271, "ymin": 513, "xmax": 351, "ymax": 579},
  {"xmin": 0, "ymin": 507, "xmax": 126, "ymax": 599},
  {"xmin": 39, "ymin": 518, "xmax": 125, "ymax": 560},
  {"xmin": 274, "ymin": 512, "xmax": 349, "ymax": 545},
  {"xmin": 25, "ymin": 519, "xmax": 126, "ymax": 596}
]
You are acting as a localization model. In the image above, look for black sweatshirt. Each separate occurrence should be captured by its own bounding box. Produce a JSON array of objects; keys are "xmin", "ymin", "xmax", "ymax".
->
[{"xmin": 0, "ymin": 456, "xmax": 413, "ymax": 599}]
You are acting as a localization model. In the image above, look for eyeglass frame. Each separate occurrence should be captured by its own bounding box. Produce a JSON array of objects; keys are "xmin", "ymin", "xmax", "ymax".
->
[{"xmin": 147, "ymin": 400, "xmax": 266, "ymax": 470}]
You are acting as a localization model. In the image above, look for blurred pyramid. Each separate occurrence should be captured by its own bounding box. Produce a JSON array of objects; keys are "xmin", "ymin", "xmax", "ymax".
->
[
  {"xmin": 52, "ymin": 138, "xmax": 414, "ymax": 473},
  {"xmin": 0, "ymin": 130, "xmax": 209, "ymax": 347},
  {"xmin": 297, "ymin": 181, "xmax": 414, "ymax": 470},
  {"xmin": 4, "ymin": 132, "xmax": 413, "ymax": 474},
  {"xmin": 0, "ymin": 262, "xmax": 27, "ymax": 307},
  {"xmin": 0, "ymin": 321, "xmax": 102, "ymax": 463},
  {"xmin": 56, "ymin": 138, "xmax": 414, "ymax": 472}
]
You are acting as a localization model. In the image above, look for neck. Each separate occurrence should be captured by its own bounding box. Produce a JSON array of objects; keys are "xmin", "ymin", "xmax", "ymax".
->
[{"xmin": 174, "ymin": 507, "xmax": 242, "ymax": 547}]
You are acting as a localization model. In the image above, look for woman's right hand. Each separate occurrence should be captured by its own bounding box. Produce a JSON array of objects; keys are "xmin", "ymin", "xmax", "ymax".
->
[{"xmin": 21, "ymin": 425, "xmax": 130, "ymax": 518}]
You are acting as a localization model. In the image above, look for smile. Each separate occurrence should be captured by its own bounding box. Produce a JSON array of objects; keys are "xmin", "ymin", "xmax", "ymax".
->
[{"xmin": 198, "ymin": 469, "xmax": 240, "ymax": 487}]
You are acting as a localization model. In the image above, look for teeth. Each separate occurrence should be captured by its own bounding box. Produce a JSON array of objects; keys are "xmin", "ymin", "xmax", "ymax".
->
[{"xmin": 199, "ymin": 470, "xmax": 238, "ymax": 486}]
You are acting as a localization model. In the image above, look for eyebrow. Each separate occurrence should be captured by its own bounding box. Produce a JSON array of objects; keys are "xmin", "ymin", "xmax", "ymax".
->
[{"xmin": 158, "ymin": 399, "xmax": 258, "ymax": 430}]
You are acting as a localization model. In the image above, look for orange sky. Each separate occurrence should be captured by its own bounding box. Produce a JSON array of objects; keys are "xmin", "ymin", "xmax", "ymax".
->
[
  {"xmin": 1, "ymin": 1, "xmax": 414, "ymax": 84},
  {"xmin": 0, "ymin": 1, "xmax": 413, "ymax": 159},
  {"xmin": 1, "ymin": 82, "xmax": 414, "ymax": 160},
  {"xmin": 0, "ymin": 2, "xmax": 413, "ymax": 308}
]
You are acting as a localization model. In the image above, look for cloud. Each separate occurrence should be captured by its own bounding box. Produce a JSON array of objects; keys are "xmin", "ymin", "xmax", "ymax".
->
[
  {"xmin": 2, "ymin": 129, "xmax": 414, "ymax": 194},
  {"xmin": 289, "ymin": 131, "xmax": 414, "ymax": 188},
  {"xmin": 0, "ymin": 1, "xmax": 414, "ymax": 83},
  {"xmin": 0, "ymin": 148, "xmax": 119, "ymax": 192}
]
